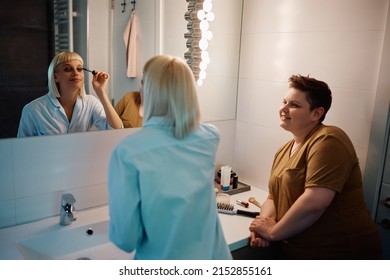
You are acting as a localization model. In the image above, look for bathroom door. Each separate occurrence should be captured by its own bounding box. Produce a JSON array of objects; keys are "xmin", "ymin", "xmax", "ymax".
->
[{"xmin": 376, "ymin": 109, "xmax": 390, "ymax": 259}]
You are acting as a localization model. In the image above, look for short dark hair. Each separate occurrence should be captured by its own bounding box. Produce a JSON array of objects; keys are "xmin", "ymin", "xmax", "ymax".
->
[{"xmin": 288, "ymin": 74, "xmax": 332, "ymax": 123}]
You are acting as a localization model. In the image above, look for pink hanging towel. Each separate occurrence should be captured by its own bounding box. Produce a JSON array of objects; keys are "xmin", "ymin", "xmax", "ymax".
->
[{"xmin": 123, "ymin": 11, "xmax": 139, "ymax": 78}]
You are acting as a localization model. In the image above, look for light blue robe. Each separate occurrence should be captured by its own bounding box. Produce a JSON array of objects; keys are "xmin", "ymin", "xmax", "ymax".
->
[
  {"xmin": 17, "ymin": 93, "xmax": 113, "ymax": 137},
  {"xmin": 108, "ymin": 116, "xmax": 232, "ymax": 260}
]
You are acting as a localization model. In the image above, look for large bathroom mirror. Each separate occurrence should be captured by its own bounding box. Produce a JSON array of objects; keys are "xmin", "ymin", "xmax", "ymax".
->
[{"xmin": 0, "ymin": 0, "xmax": 242, "ymax": 139}]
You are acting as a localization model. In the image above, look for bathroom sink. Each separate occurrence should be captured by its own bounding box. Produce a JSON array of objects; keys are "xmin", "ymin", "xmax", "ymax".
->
[{"xmin": 17, "ymin": 220, "xmax": 134, "ymax": 260}]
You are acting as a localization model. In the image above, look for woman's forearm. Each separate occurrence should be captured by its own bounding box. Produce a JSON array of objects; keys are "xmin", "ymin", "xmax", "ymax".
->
[
  {"xmin": 259, "ymin": 195, "xmax": 276, "ymax": 220},
  {"xmin": 97, "ymin": 89, "xmax": 123, "ymax": 129},
  {"xmin": 268, "ymin": 187, "xmax": 335, "ymax": 241}
]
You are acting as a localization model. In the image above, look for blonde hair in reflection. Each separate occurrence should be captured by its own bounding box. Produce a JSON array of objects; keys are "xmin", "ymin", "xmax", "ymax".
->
[
  {"xmin": 142, "ymin": 55, "xmax": 201, "ymax": 139},
  {"xmin": 48, "ymin": 51, "xmax": 86, "ymax": 98}
]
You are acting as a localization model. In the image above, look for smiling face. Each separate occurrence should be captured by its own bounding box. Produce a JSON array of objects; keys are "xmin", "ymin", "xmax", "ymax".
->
[
  {"xmin": 54, "ymin": 59, "xmax": 84, "ymax": 94},
  {"xmin": 279, "ymin": 87, "xmax": 324, "ymax": 137}
]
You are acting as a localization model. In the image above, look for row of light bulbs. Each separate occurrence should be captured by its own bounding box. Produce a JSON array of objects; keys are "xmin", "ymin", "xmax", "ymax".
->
[{"xmin": 184, "ymin": 0, "xmax": 214, "ymax": 86}]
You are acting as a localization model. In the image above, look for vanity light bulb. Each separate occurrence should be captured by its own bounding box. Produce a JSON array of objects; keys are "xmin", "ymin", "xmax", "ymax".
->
[
  {"xmin": 186, "ymin": 0, "xmax": 213, "ymax": 87},
  {"xmin": 206, "ymin": 11, "xmax": 215, "ymax": 21},
  {"xmin": 199, "ymin": 38, "xmax": 208, "ymax": 50},
  {"xmin": 197, "ymin": 10, "xmax": 206, "ymax": 20},
  {"xmin": 201, "ymin": 51, "xmax": 210, "ymax": 62},
  {"xmin": 204, "ymin": 30, "xmax": 213, "ymax": 40},
  {"xmin": 200, "ymin": 20, "xmax": 209, "ymax": 32},
  {"xmin": 203, "ymin": 1, "xmax": 213, "ymax": 12},
  {"xmin": 199, "ymin": 70, "xmax": 207, "ymax": 80},
  {"xmin": 199, "ymin": 60, "xmax": 208, "ymax": 70}
]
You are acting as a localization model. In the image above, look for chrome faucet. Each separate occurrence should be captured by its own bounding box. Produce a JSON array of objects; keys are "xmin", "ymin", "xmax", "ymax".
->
[{"xmin": 59, "ymin": 193, "xmax": 77, "ymax": 226}]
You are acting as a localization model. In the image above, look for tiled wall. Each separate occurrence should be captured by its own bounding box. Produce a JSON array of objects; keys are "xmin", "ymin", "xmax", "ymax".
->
[
  {"xmin": 0, "ymin": 129, "xmax": 132, "ymax": 228},
  {"xmin": 0, "ymin": 120, "xmax": 235, "ymax": 229},
  {"xmin": 233, "ymin": 0, "xmax": 389, "ymax": 191}
]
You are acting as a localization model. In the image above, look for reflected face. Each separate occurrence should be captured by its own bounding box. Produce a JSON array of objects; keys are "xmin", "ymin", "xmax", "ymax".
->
[
  {"xmin": 279, "ymin": 87, "xmax": 316, "ymax": 134},
  {"xmin": 54, "ymin": 60, "xmax": 84, "ymax": 93}
]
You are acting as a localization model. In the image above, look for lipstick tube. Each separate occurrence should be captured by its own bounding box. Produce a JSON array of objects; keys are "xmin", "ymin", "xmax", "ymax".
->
[{"xmin": 236, "ymin": 199, "xmax": 249, "ymax": 208}]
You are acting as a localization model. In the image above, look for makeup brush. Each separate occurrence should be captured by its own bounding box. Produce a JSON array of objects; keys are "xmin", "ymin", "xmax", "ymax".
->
[
  {"xmin": 83, "ymin": 68, "xmax": 109, "ymax": 79},
  {"xmin": 248, "ymin": 197, "xmax": 262, "ymax": 209},
  {"xmin": 217, "ymin": 202, "xmax": 259, "ymax": 218},
  {"xmin": 82, "ymin": 68, "xmax": 97, "ymax": 75}
]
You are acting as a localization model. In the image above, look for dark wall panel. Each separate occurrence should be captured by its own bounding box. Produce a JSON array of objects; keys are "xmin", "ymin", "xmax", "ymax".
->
[{"xmin": 0, "ymin": 0, "xmax": 54, "ymax": 138}]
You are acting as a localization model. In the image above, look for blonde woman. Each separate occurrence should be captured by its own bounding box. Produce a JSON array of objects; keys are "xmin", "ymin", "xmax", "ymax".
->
[
  {"xmin": 108, "ymin": 55, "xmax": 231, "ymax": 260},
  {"xmin": 17, "ymin": 51, "xmax": 122, "ymax": 137}
]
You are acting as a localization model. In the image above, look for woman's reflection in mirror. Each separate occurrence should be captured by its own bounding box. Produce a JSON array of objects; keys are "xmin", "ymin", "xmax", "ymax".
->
[
  {"xmin": 17, "ymin": 51, "xmax": 123, "ymax": 137},
  {"xmin": 114, "ymin": 91, "xmax": 143, "ymax": 128}
]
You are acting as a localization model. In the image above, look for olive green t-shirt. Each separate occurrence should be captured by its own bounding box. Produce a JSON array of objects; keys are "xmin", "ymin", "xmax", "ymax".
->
[
  {"xmin": 114, "ymin": 92, "xmax": 143, "ymax": 128},
  {"xmin": 269, "ymin": 124, "xmax": 381, "ymax": 259}
]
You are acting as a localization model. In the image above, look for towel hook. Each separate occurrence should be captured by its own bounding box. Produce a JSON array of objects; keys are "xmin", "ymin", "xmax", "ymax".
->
[
  {"xmin": 121, "ymin": 0, "xmax": 126, "ymax": 13},
  {"xmin": 121, "ymin": 0, "xmax": 136, "ymax": 13}
]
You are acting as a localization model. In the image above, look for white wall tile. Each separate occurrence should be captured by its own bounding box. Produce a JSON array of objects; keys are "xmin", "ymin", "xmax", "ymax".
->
[
  {"xmin": 0, "ymin": 139, "xmax": 14, "ymax": 201},
  {"xmin": 11, "ymin": 129, "xmax": 137, "ymax": 225},
  {"xmin": 236, "ymin": 79, "xmax": 286, "ymax": 127},
  {"xmin": 14, "ymin": 183, "xmax": 109, "ymax": 225},
  {"xmin": 243, "ymin": 0, "xmax": 388, "ymax": 33},
  {"xmin": 325, "ymin": 88, "xmax": 376, "ymax": 150},
  {"xmin": 234, "ymin": 121, "xmax": 290, "ymax": 191},
  {"xmin": 15, "ymin": 192, "xmax": 58, "ymax": 225},
  {"xmin": 13, "ymin": 129, "xmax": 136, "ymax": 199},
  {"xmin": 355, "ymin": 147, "xmax": 369, "ymax": 177},
  {"xmin": 198, "ymin": 76, "xmax": 239, "ymax": 122},
  {"xmin": 68, "ymin": 183, "xmax": 109, "ymax": 210},
  {"xmin": 209, "ymin": 120, "xmax": 236, "ymax": 169},
  {"xmin": 13, "ymin": 134, "xmax": 104, "ymax": 197},
  {"xmin": 239, "ymin": 31, "xmax": 383, "ymax": 91},
  {"xmin": 212, "ymin": 0, "xmax": 243, "ymax": 35},
  {"xmin": 0, "ymin": 200, "xmax": 15, "ymax": 228},
  {"xmin": 207, "ymin": 35, "xmax": 241, "ymax": 77}
]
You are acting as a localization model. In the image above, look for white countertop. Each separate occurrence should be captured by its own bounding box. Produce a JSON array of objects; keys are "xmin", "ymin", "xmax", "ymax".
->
[
  {"xmin": 0, "ymin": 186, "xmax": 268, "ymax": 259},
  {"xmin": 218, "ymin": 186, "xmax": 268, "ymax": 251}
]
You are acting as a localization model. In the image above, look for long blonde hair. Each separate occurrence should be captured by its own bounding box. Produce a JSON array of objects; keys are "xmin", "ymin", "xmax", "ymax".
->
[
  {"xmin": 48, "ymin": 51, "xmax": 86, "ymax": 98},
  {"xmin": 142, "ymin": 55, "xmax": 201, "ymax": 139}
]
